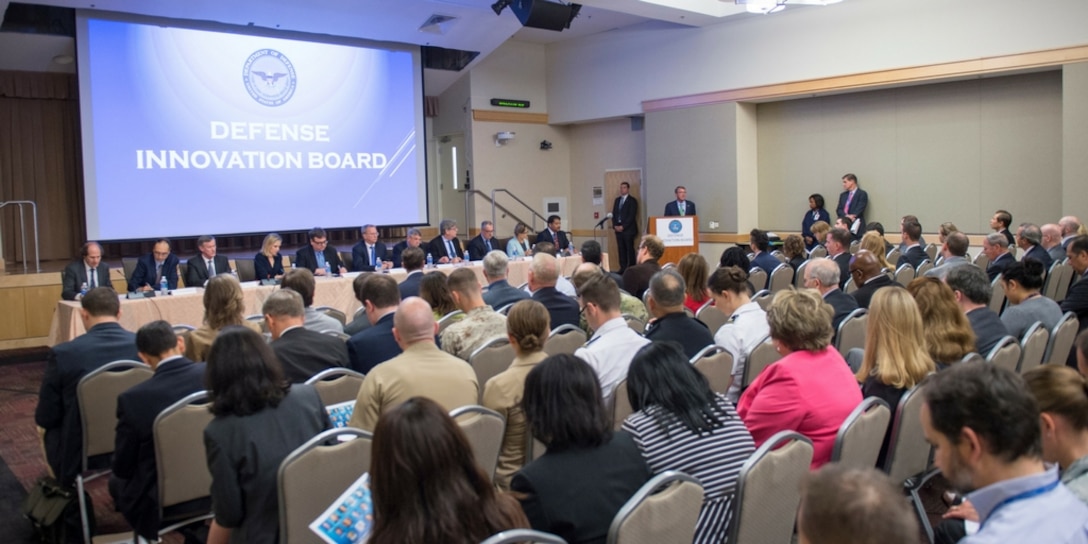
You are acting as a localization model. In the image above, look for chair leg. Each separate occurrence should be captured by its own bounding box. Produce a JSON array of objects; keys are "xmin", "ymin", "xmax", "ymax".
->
[
  {"xmin": 77, "ymin": 475, "xmax": 91, "ymax": 544},
  {"xmin": 905, "ymin": 468, "xmax": 940, "ymax": 544}
]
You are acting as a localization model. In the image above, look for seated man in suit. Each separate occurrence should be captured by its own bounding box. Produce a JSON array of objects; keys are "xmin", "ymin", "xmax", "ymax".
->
[
  {"xmin": 529, "ymin": 242, "xmax": 577, "ymax": 296},
  {"xmin": 1061, "ymin": 235, "xmax": 1088, "ymax": 366},
  {"xmin": 482, "ymin": 250, "xmax": 529, "ymax": 310},
  {"xmin": 622, "ymin": 235, "xmax": 664, "ymax": 299},
  {"xmin": 749, "ymin": 228, "xmax": 780, "ymax": 281},
  {"xmin": 530, "ymin": 253, "xmax": 580, "ymax": 329},
  {"xmin": 990, "ymin": 209, "xmax": 1015, "ymax": 247},
  {"xmin": 281, "ymin": 268, "xmax": 343, "ymax": 334},
  {"xmin": 579, "ymin": 239, "xmax": 624, "ymax": 288},
  {"xmin": 347, "ymin": 274, "xmax": 402, "ymax": 374},
  {"xmin": 62, "ymin": 241, "xmax": 112, "ymax": 300},
  {"xmin": 264, "ymin": 289, "xmax": 349, "ymax": 382},
  {"xmin": 391, "ymin": 228, "xmax": 423, "ymax": 268},
  {"xmin": 1060, "ymin": 216, "xmax": 1083, "ymax": 252},
  {"xmin": 850, "ymin": 250, "xmax": 900, "ymax": 310},
  {"xmin": 895, "ymin": 215, "xmax": 928, "ymax": 253},
  {"xmin": 804, "ymin": 258, "xmax": 858, "ymax": 335},
  {"xmin": 642, "ymin": 269, "xmax": 714, "ymax": 359},
  {"xmin": 185, "ymin": 235, "xmax": 232, "ymax": 287},
  {"xmin": 398, "ymin": 247, "xmax": 426, "ymax": 299},
  {"xmin": 896, "ymin": 219, "xmax": 927, "ymax": 270},
  {"xmin": 947, "ymin": 265, "xmax": 1009, "ymax": 356},
  {"xmin": 109, "ymin": 320, "xmax": 205, "ymax": 540},
  {"xmin": 926, "ymin": 231, "xmax": 972, "ymax": 280},
  {"xmin": 1042, "ymin": 223, "xmax": 1067, "ymax": 264},
  {"xmin": 428, "ymin": 218, "xmax": 464, "ymax": 264},
  {"xmin": 1016, "ymin": 222, "xmax": 1053, "ymax": 270},
  {"xmin": 127, "ymin": 238, "xmax": 179, "ymax": 293},
  {"xmin": 351, "ymin": 224, "xmax": 391, "ymax": 272},
  {"xmin": 344, "ymin": 273, "xmax": 373, "ymax": 336},
  {"xmin": 466, "ymin": 220, "xmax": 499, "ymax": 261},
  {"xmin": 663, "ymin": 185, "xmax": 696, "ymax": 217},
  {"xmin": 440, "ymin": 268, "xmax": 508, "ymax": 360},
  {"xmin": 983, "ymin": 232, "xmax": 1015, "ymax": 282},
  {"xmin": 296, "ymin": 227, "xmax": 346, "ymax": 276},
  {"xmin": 536, "ymin": 215, "xmax": 571, "ymax": 253},
  {"xmin": 347, "ymin": 297, "xmax": 478, "ymax": 431},
  {"xmin": 826, "ymin": 227, "xmax": 853, "ymax": 289}
]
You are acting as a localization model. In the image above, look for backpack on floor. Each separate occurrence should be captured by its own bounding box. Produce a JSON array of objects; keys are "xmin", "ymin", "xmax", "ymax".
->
[{"xmin": 21, "ymin": 476, "xmax": 94, "ymax": 544}]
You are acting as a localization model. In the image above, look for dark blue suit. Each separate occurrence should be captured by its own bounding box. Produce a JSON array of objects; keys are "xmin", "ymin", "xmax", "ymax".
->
[
  {"xmin": 802, "ymin": 208, "xmax": 831, "ymax": 249},
  {"xmin": 391, "ymin": 241, "xmax": 418, "ymax": 268},
  {"xmin": 347, "ymin": 313, "xmax": 402, "ymax": 374},
  {"xmin": 254, "ymin": 252, "xmax": 285, "ymax": 280},
  {"xmin": 185, "ymin": 254, "xmax": 231, "ymax": 287},
  {"xmin": 986, "ymin": 252, "xmax": 1015, "ymax": 282},
  {"xmin": 1022, "ymin": 244, "xmax": 1053, "ymax": 270},
  {"xmin": 836, "ymin": 188, "xmax": 868, "ymax": 237},
  {"xmin": 532, "ymin": 286, "xmax": 580, "ymax": 329},
  {"xmin": 399, "ymin": 270, "xmax": 424, "ymax": 299},
  {"xmin": 896, "ymin": 245, "xmax": 928, "ymax": 270},
  {"xmin": 751, "ymin": 252, "xmax": 780, "ymax": 283},
  {"xmin": 966, "ymin": 307, "xmax": 1009, "ymax": 356},
  {"xmin": 1060, "ymin": 272, "xmax": 1088, "ymax": 367},
  {"xmin": 535, "ymin": 229, "xmax": 571, "ymax": 252},
  {"xmin": 271, "ymin": 327, "xmax": 349, "ymax": 383},
  {"xmin": 663, "ymin": 200, "xmax": 696, "ymax": 217},
  {"xmin": 351, "ymin": 241, "xmax": 390, "ymax": 272},
  {"xmin": 428, "ymin": 235, "xmax": 465, "ymax": 262},
  {"xmin": 296, "ymin": 245, "xmax": 345, "ymax": 274},
  {"xmin": 483, "ymin": 279, "xmax": 530, "ymax": 310},
  {"xmin": 644, "ymin": 312, "xmax": 714, "ymax": 360},
  {"xmin": 111, "ymin": 357, "xmax": 206, "ymax": 538},
  {"xmin": 467, "ymin": 235, "xmax": 500, "ymax": 261},
  {"xmin": 128, "ymin": 253, "xmax": 179, "ymax": 292}
]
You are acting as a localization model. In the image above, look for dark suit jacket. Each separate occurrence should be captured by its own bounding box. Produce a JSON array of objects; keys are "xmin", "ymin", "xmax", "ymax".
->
[
  {"xmin": 296, "ymin": 245, "xmax": 344, "ymax": 274},
  {"xmin": 185, "ymin": 254, "xmax": 231, "ymax": 287},
  {"xmin": 271, "ymin": 327, "xmax": 350, "ymax": 383},
  {"xmin": 896, "ymin": 245, "xmax": 928, "ymax": 271},
  {"xmin": 831, "ymin": 252, "xmax": 852, "ymax": 289},
  {"xmin": 399, "ymin": 270, "xmax": 424, "ymax": 299},
  {"xmin": 351, "ymin": 241, "xmax": 389, "ymax": 271},
  {"xmin": 998, "ymin": 228, "xmax": 1015, "ymax": 247},
  {"xmin": 346, "ymin": 313, "xmax": 402, "ymax": 374},
  {"xmin": 802, "ymin": 208, "xmax": 831, "ymax": 249},
  {"xmin": 986, "ymin": 252, "xmax": 1015, "ymax": 282},
  {"xmin": 612, "ymin": 195, "xmax": 639, "ymax": 234},
  {"xmin": 1049, "ymin": 245, "xmax": 1068, "ymax": 264},
  {"xmin": 836, "ymin": 188, "xmax": 868, "ymax": 230},
  {"xmin": 483, "ymin": 279, "xmax": 530, "ymax": 310},
  {"xmin": 111, "ymin": 357, "xmax": 206, "ymax": 538},
  {"xmin": 35, "ymin": 322, "xmax": 139, "ymax": 484},
  {"xmin": 254, "ymin": 252, "xmax": 285, "ymax": 280},
  {"xmin": 644, "ymin": 312, "xmax": 714, "ymax": 359},
  {"xmin": 466, "ymin": 235, "xmax": 500, "ymax": 261},
  {"xmin": 663, "ymin": 200, "xmax": 696, "ymax": 217},
  {"xmin": 852, "ymin": 275, "xmax": 900, "ymax": 309},
  {"xmin": 391, "ymin": 241, "xmax": 410, "ymax": 268},
  {"xmin": 622, "ymin": 261, "xmax": 661, "ymax": 299},
  {"xmin": 61, "ymin": 260, "xmax": 113, "ymax": 300},
  {"xmin": 966, "ymin": 307, "xmax": 1009, "ymax": 356},
  {"xmin": 751, "ymin": 252, "xmax": 780, "ymax": 280},
  {"xmin": 1022, "ymin": 244, "xmax": 1053, "ymax": 270},
  {"xmin": 512, "ymin": 431, "xmax": 651, "ymax": 544},
  {"xmin": 824, "ymin": 289, "xmax": 859, "ymax": 333},
  {"xmin": 428, "ymin": 235, "xmax": 465, "ymax": 262},
  {"xmin": 128, "ymin": 253, "xmax": 179, "ymax": 292},
  {"xmin": 535, "ymin": 229, "xmax": 571, "ymax": 252},
  {"xmin": 532, "ymin": 287, "xmax": 580, "ymax": 329},
  {"xmin": 1061, "ymin": 273, "xmax": 1088, "ymax": 366}
]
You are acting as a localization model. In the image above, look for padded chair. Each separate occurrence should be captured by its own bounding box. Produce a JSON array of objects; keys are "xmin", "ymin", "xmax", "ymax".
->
[
  {"xmin": 177, "ymin": 263, "xmax": 189, "ymax": 287},
  {"xmin": 1042, "ymin": 261, "xmax": 1068, "ymax": 300},
  {"xmin": 924, "ymin": 243, "xmax": 939, "ymax": 262},
  {"xmin": 881, "ymin": 385, "xmax": 936, "ymax": 542},
  {"xmin": 742, "ymin": 335, "xmax": 780, "ymax": 389},
  {"xmin": 808, "ymin": 246, "xmax": 827, "ymax": 259},
  {"xmin": 695, "ymin": 302, "xmax": 728, "ymax": 334},
  {"xmin": 835, "ymin": 308, "xmax": 868, "ymax": 357},
  {"xmin": 76, "ymin": 360, "xmax": 153, "ymax": 544},
  {"xmin": 1018, "ymin": 322, "xmax": 1050, "ymax": 374},
  {"xmin": 606, "ymin": 471, "xmax": 704, "ymax": 544},
  {"xmin": 843, "ymin": 276, "xmax": 858, "ymax": 295},
  {"xmin": 481, "ymin": 529, "xmax": 568, "ymax": 544},
  {"xmin": 793, "ymin": 259, "xmax": 811, "ymax": 288},
  {"xmin": 153, "ymin": 392, "xmax": 215, "ymax": 540},
  {"xmin": 728, "ymin": 431, "xmax": 813, "ymax": 544},
  {"xmin": 960, "ymin": 352, "xmax": 984, "ymax": 364},
  {"xmin": 1044, "ymin": 312, "xmax": 1080, "ymax": 366},
  {"xmin": 641, "ymin": 290, "xmax": 652, "ymax": 315},
  {"xmin": 278, "ymin": 428, "xmax": 372, "ymax": 544},
  {"xmin": 545, "ymin": 324, "xmax": 587, "ymax": 356},
  {"xmin": 989, "ymin": 275, "xmax": 1007, "ymax": 315},
  {"xmin": 915, "ymin": 259, "xmax": 934, "ymax": 277},
  {"xmin": 469, "ymin": 337, "xmax": 516, "ymax": 401},
  {"xmin": 690, "ymin": 345, "xmax": 734, "ymax": 395},
  {"xmin": 121, "ymin": 257, "xmax": 138, "ymax": 286},
  {"xmin": 314, "ymin": 306, "xmax": 347, "ymax": 325},
  {"xmin": 849, "ymin": 240, "xmax": 860, "ymax": 255},
  {"xmin": 1053, "ymin": 263, "xmax": 1075, "ymax": 302},
  {"xmin": 885, "ymin": 248, "xmax": 902, "ymax": 266},
  {"xmin": 450, "ymin": 405, "xmax": 505, "ymax": 481},
  {"xmin": 234, "ymin": 258, "xmax": 257, "ymax": 282},
  {"xmin": 495, "ymin": 303, "xmax": 515, "ymax": 315},
  {"xmin": 622, "ymin": 314, "xmax": 646, "ymax": 335},
  {"xmin": 171, "ymin": 324, "xmax": 195, "ymax": 333},
  {"xmin": 830, "ymin": 397, "xmax": 891, "ymax": 470},
  {"xmin": 438, "ymin": 310, "xmax": 465, "ymax": 334},
  {"xmin": 894, "ymin": 263, "xmax": 915, "ymax": 287},
  {"xmin": 985, "ymin": 335, "xmax": 1022, "ymax": 374},
  {"xmin": 612, "ymin": 378, "xmax": 633, "ymax": 430},
  {"xmin": 973, "ymin": 251, "xmax": 990, "ymax": 271},
  {"xmin": 767, "ymin": 264, "xmax": 793, "ymax": 293},
  {"xmin": 771, "ymin": 250, "xmax": 788, "ymax": 264},
  {"xmin": 747, "ymin": 268, "xmax": 768, "ymax": 291},
  {"xmin": 305, "ymin": 368, "xmax": 366, "ymax": 407},
  {"xmin": 752, "ymin": 289, "xmax": 773, "ymax": 311}
]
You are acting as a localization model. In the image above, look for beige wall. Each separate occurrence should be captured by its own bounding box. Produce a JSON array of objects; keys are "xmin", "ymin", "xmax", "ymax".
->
[
  {"xmin": 567, "ymin": 118, "xmax": 646, "ymax": 252},
  {"xmin": 1065, "ymin": 62, "xmax": 1088, "ymax": 215}
]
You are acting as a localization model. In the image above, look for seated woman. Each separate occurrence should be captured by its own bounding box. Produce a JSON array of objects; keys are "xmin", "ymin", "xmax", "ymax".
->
[
  {"xmin": 204, "ymin": 326, "xmax": 330, "ymax": 544},
  {"xmin": 938, "ymin": 222, "xmax": 959, "ymax": 245},
  {"xmin": 860, "ymin": 231, "xmax": 893, "ymax": 271},
  {"xmin": 369, "ymin": 397, "xmax": 528, "ymax": 544},
  {"xmin": 1002, "ymin": 260, "xmax": 1064, "ymax": 339},
  {"xmin": 512, "ymin": 354, "xmax": 651, "ymax": 544},
  {"xmin": 809, "ymin": 220, "xmax": 831, "ymax": 251},
  {"xmin": 708, "ymin": 266, "xmax": 768, "ymax": 403},
  {"xmin": 482, "ymin": 300, "xmax": 550, "ymax": 490},
  {"xmin": 622, "ymin": 342, "xmax": 756, "ymax": 543},
  {"xmin": 188, "ymin": 275, "xmax": 262, "ymax": 361},
  {"xmin": 678, "ymin": 253, "xmax": 711, "ymax": 314},
  {"xmin": 507, "ymin": 223, "xmax": 534, "ymax": 258},
  {"xmin": 782, "ymin": 235, "xmax": 807, "ymax": 271},
  {"xmin": 907, "ymin": 277, "xmax": 976, "ymax": 368},
  {"xmin": 738, "ymin": 289, "xmax": 862, "ymax": 468},
  {"xmin": 420, "ymin": 271, "xmax": 462, "ymax": 321},
  {"xmin": 802, "ymin": 193, "xmax": 831, "ymax": 250},
  {"xmin": 254, "ymin": 233, "xmax": 285, "ymax": 281}
]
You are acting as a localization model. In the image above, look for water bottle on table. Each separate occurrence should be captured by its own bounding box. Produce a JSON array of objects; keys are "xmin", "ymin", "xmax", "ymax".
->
[
  {"xmin": 325, "ymin": 262, "xmax": 333, "ymax": 277},
  {"xmin": 160, "ymin": 277, "xmax": 168, "ymax": 296},
  {"xmin": 426, "ymin": 253, "xmax": 433, "ymax": 269}
]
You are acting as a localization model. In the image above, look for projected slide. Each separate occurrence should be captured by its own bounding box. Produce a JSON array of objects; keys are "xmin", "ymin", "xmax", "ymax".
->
[{"xmin": 77, "ymin": 15, "xmax": 426, "ymax": 240}]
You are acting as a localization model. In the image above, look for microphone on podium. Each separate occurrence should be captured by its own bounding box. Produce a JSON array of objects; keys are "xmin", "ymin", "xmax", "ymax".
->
[{"xmin": 594, "ymin": 213, "xmax": 613, "ymax": 229}]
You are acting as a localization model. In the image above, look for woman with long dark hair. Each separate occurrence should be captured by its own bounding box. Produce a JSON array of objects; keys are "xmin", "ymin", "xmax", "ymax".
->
[
  {"xmin": 420, "ymin": 271, "xmax": 461, "ymax": 320},
  {"xmin": 204, "ymin": 326, "xmax": 330, "ymax": 544},
  {"xmin": 622, "ymin": 342, "xmax": 755, "ymax": 543},
  {"xmin": 369, "ymin": 397, "xmax": 528, "ymax": 544}
]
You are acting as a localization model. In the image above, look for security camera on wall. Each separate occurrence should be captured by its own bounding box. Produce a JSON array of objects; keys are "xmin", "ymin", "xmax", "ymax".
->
[{"xmin": 494, "ymin": 131, "xmax": 516, "ymax": 147}]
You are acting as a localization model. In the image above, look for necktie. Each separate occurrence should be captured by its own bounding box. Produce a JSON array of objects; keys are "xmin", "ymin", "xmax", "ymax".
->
[
  {"xmin": 485, "ymin": 239, "xmax": 491, "ymax": 252},
  {"xmin": 155, "ymin": 263, "xmax": 163, "ymax": 285},
  {"xmin": 844, "ymin": 191, "xmax": 854, "ymax": 214},
  {"xmin": 369, "ymin": 246, "xmax": 376, "ymax": 267},
  {"xmin": 679, "ymin": 202, "xmax": 685, "ymax": 216},
  {"xmin": 552, "ymin": 231, "xmax": 558, "ymax": 246},
  {"xmin": 207, "ymin": 259, "xmax": 215, "ymax": 277},
  {"xmin": 89, "ymin": 268, "xmax": 97, "ymax": 288},
  {"xmin": 447, "ymin": 240, "xmax": 455, "ymax": 258}
]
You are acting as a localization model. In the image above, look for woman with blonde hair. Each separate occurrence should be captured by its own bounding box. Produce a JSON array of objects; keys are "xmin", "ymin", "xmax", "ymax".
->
[
  {"xmin": 482, "ymin": 299, "xmax": 551, "ymax": 490},
  {"xmin": 254, "ymin": 233, "xmax": 285, "ymax": 281},
  {"xmin": 860, "ymin": 231, "xmax": 893, "ymax": 271},
  {"xmin": 810, "ymin": 221, "xmax": 831, "ymax": 249},
  {"xmin": 782, "ymin": 235, "xmax": 807, "ymax": 271},
  {"xmin": 678, "ymin": 253, "xmax": 711, "ymax": 314},
  {"xmin": 188, "ymin": 275, "xmax": 261, "ymax": 361},
  {"xmin": 1023, "ymin": 365, "xmax": 1088, "ymax": 501},
  {"xmin": 938, "ymin": 222, "xmax": 959, "ymax": 244},
  {"xmin": 906, "ymin": 277, "xmax": 975, "ymax": 368}
]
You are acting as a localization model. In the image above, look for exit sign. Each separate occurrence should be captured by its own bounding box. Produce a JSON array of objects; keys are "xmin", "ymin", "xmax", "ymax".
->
[{"xmin": 490, "ymin": 98, "xmax": 530, "ymax": 108}]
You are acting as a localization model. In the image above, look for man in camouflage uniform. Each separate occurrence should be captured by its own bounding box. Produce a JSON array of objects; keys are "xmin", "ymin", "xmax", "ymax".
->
[{"xmin": 440, "ymin": 267, "xmax": 508, "ymax": 360}]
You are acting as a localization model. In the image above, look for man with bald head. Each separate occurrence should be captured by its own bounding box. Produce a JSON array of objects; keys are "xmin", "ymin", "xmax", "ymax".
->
[
  {"xmin": 1043, "ymin": 223, "xmax": 1067, "ymax": 264},
  {"xmin": 347, "ymin": 297, "xmax": 478, "ymax": 431},
  {"xmin": 529, "ymin": 252, "xmax": 580, "ymax": 328},
  {"xmin": 1061, "ymin": 216, "xmax": 1083, "ymax": 251},
  {"xmin": 850, "ymin": 250, "xmax": 900, "ymax": 309}
]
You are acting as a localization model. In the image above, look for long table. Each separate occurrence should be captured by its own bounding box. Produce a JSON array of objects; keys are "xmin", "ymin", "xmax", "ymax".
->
[{"xmin": 47, "ymin": 255, "xmax": 595, "ymax": 346}]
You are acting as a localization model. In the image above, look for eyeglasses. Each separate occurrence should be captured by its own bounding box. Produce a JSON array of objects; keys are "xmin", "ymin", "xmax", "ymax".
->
[{"xmin": 312, "ymin": 239, "xmax": 328, "ymax": 246}]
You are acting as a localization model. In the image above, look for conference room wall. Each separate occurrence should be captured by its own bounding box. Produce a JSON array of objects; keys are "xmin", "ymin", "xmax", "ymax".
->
[
  {"xmin": 545, "ymin": 0, "xmax": 1088, "ymax": 124},
  {"xmin": 755, "ymin": 71, "xmax": 1063, "ymax": 234},
  {"xmin": 1065, "ymin": 62, "xmax": 1088, "ymax": 215},
  {"xmin": 567, "ymin": 117, "xmax": 646, "ymax": 240}
]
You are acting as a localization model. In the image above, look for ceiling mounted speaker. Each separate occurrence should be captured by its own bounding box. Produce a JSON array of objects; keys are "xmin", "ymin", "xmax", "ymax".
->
[{"xmin": 510, "ymin": 0, "xmax": 581, "ymax": 31}]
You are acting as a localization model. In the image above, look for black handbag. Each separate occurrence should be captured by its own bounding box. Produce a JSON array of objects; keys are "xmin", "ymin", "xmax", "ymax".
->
[{"xmin": 21, "ymin": 477, "xmax": 93, "ymax": 544}]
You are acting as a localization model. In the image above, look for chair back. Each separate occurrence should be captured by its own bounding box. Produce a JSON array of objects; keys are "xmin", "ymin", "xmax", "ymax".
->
[
  {"xmin": 742, "ymin": 335, "xmax": 781, "ymax": 389},
  {"xmin": 793, "ymin": 260, "xmax": 810, "ymax": 288},
  {"xmin": 121, "ymin": 257, "xmax": 138, "ymax": 284},
  {"xmin": 924, "ymin": 243, "xmax": 939, "ymax": 262},
  {"xmin": 768, "ymin": 264, "xmax": 793, "ymax": 293},
  {"xmin": 545, "ymin": 324, "xmax": 588, "ymax": 356},
  {"xmin": 985, "ymin": 335, "xmax": 1022, "ymax": 374},
  {"xmin": 1044, "ymin": 312, "xmax": 1080, "ymax": 366},
  {"xmin": 752, "ymin": 289, "xmax": 773, "ymax": 311},
  {"xmin": 234, "ymin": 259, "xmax": 257, "ymax": 282},
  {"xmin": 960, "ymin": 352, "xmax": 984, "ymax": 364},
  {"xmin": 915, "ymin": 259, "xmax": 934, "ymax": 277},
  {"xmin": 469, "ymin": 337, "xmax": 516, "ymax": 401},
  {"xmin": 612, "ymin": 378, "xmax": 633, "ymax": 430},
  {"xmin": 973, "ymin": 251, "xmax": 990, "ymax": 271},
  {"xmin": 480, "ymin": 529, "xmax": 568, "ymax": 544},
  {"xmin": 278, "ymin": 428, "xmax": 372, "ymax": 544},
  {"xmin": 438, "ymin": 310, "xmax": 464, "ymax": 334},
  {"xmin": 606, "ymin": 471, "xmax": 704, "ymax": 544},
  {"xmin": 843, "ymin": 276, "xmax": 858, "ymax": 294},
  {"xmin": 1053, "ymin": 264, "xmax": 1075, "ymax": 302},
  {"xmin": 771, "ymin": 251, "xmax": 788, "ymax": 264},
  {"xmin": 621, "ymin": 314, "xmax": 646, "ymax": 335},
  {"xmin": 450, "ymin": 405, "xmax": 506, "ymax": 481},
  {"xmin": 1042, "ymin": 261, "xmax": 1068, "ymax": 300},
  {"xmin": 314, "ymin": 306, "xmax": 347, "ymax": 325},
  {"xmin": 495, "ymin": 303, "xmax": 515, "ymax": 315},
  {"xmin": 171, "ymin": 324, "xmax": 196, "ymax": 333},
  {"xmin": 831, "ymin": 397, "xmax": 891, "ymax": 470},
  {"xmin": 1018, "ymin": 322, "xmax": 1050, "ymax": 374},
  {"xmin": 885, "ymin": 248, "xmax": 902, "ymax": 265},
  {"xmin": 882, "ymin": 385, "xmax": 931, "ymax": 483},
  {"xmin": 894, "ymin": 263, "xmax": 915, "ymax": 286},
  {"xmin": 695, "ymin": 302, "xmax": 728, "ymax": 334},
  {"xmin": 849, "ymin": 240, "xmax": 860, "ymax": 255},
  {"xmin": 729, "ymin": 431, "xmax": 813, "ymax": 544},
  {"xmin": 690, "ymin": 345, "xmax": 734, "ymax": 395},
  {"xmin": 154, "ymin": 392, "xmax": 215, "ymax": 512},
  {"xmin": 305, "ymin": 368, "xmax": 366, "ymax": 407},
  {"xmin": 77, "ymin": 360, "xmax": 153, "ymax": 465},
  {"xmin": 747, "ymin": 267, "xmax": 768, "ymax": 291},
  {"xmin": 835, "ymin": 308, "xmax": 868, "ymax": 356},
  {"xmin": 809, "ymin": 246, "xmax": 827, "ymax": 259},
  {"xmin": 988, "ymin": 275, "xmax": 1006, "ymax": 315}
]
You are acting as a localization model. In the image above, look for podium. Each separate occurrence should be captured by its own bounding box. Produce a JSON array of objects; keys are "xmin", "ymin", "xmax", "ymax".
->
[{"xmin": 648, "ymin": 216, "xmax": 699, "ymax": 265}]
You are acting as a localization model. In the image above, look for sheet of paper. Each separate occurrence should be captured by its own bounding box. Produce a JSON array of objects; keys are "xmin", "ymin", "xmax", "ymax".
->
[{"xmin": 309, "ymin": 472, "xmax": 373, "ymax": 544}]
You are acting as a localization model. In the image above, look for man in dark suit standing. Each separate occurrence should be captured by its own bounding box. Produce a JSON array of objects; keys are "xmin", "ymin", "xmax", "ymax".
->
[
  {"xmin": 185, "ymin": 235, "xmax": 232, "ymax": 287},
  {"xmin": 466, "ymin": 220, "xmax": 499, "ymax": 261},
  {"xmin": 896, "ymin": 220, "xmax": 928, "ymax": 270},
  {"xmin": 612, "ymin": 182, "xmax": 639, "ymax": 272},
  {"xmin": 982, "ymin": 233, "xmax": 1014, "ymax": 282},
  {"xmin": 351, "ymin": 224, "xmax": 391, "ymax": 272},
  {"xmin": 850, "ymin": 250, "xmax": 901, "ymax": 310},
  {"xmin": 61, "ymin": 241, "xmax": 112, "ymax": 300},
  {"xmin": 804, "ymin": 259, "xmax": 858, "ymax": 335},
  {"xmin": 1061, "ymin": 235, "xmax": 1088, "ymax": 366},
  {"xmin": 529, "ymin": 253, "xmax": 580, "ymax": 328},
  {"xmin": 835, "ymin": 173, "xmax": 868, "ymax": 239},
  {"xmin": 398, "ymin": 247, "xmax": 426, "ymax": 299},
  {"xmin": 663, "ymin": 186, "xmax": 696, "ymax": 217},
  {"xmin": 264, "ymin": 289, "xmax": 349, "ymax": 383},
  {"xmin": 428, "ymin": 219, "xmax": 465, "ymax": 263},
  {"xmin": 826, "ymin": 227, "xmax": 853, "ymax": 289},
  {"xmin": 391, "ymin": 228, "xmax": 423, "ymax": 268},
  {"xmin": 296, "ymin": 227, "xmax": 346, "ymax": 276},
  {"xmin": 642, "ymin": 269, "xmax": 714, "ymax": 359},
  {"xmin": 109, "ymin": 320, "xmax": 205, "ymax": 540},
  {"xmin": 347, "ymin": 275, "xmax": 402, "ymax": 374},
  {"xmin": 127, "ymin": 239, "xmax": 179, "ymax": 293},
  {"xmin": 536, "ymin": 215, "xmax": 571, "ymax": 253}
]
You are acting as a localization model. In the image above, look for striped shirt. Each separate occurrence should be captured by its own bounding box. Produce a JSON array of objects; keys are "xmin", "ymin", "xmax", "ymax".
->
[{"xmin": 622, "ymin": 394, "xmax": 756, "ymax": 544}]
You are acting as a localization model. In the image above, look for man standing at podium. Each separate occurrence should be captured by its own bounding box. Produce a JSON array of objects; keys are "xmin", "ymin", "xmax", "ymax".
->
[
  {"xmin": 663, "ymin": 186, "xmax": 696, "ymax": 217},
  {"xmin": 612, "ymin": 181, "xmax": 639, "ymax": 273}
]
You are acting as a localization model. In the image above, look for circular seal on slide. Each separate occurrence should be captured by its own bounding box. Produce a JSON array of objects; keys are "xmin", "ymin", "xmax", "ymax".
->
[
  {"xmin": 669, "ymin": 220, "xmax": 683, "ymax": 233},
  {"xmin": 243, "ymin": 49, "xmax": 297, "ymax": 106}
]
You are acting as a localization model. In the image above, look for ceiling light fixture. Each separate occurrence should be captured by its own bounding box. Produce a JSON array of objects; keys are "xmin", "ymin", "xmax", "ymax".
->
[{"xmin": 736, "ymin": 0, "xmax": 842, "ymax": 15}]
